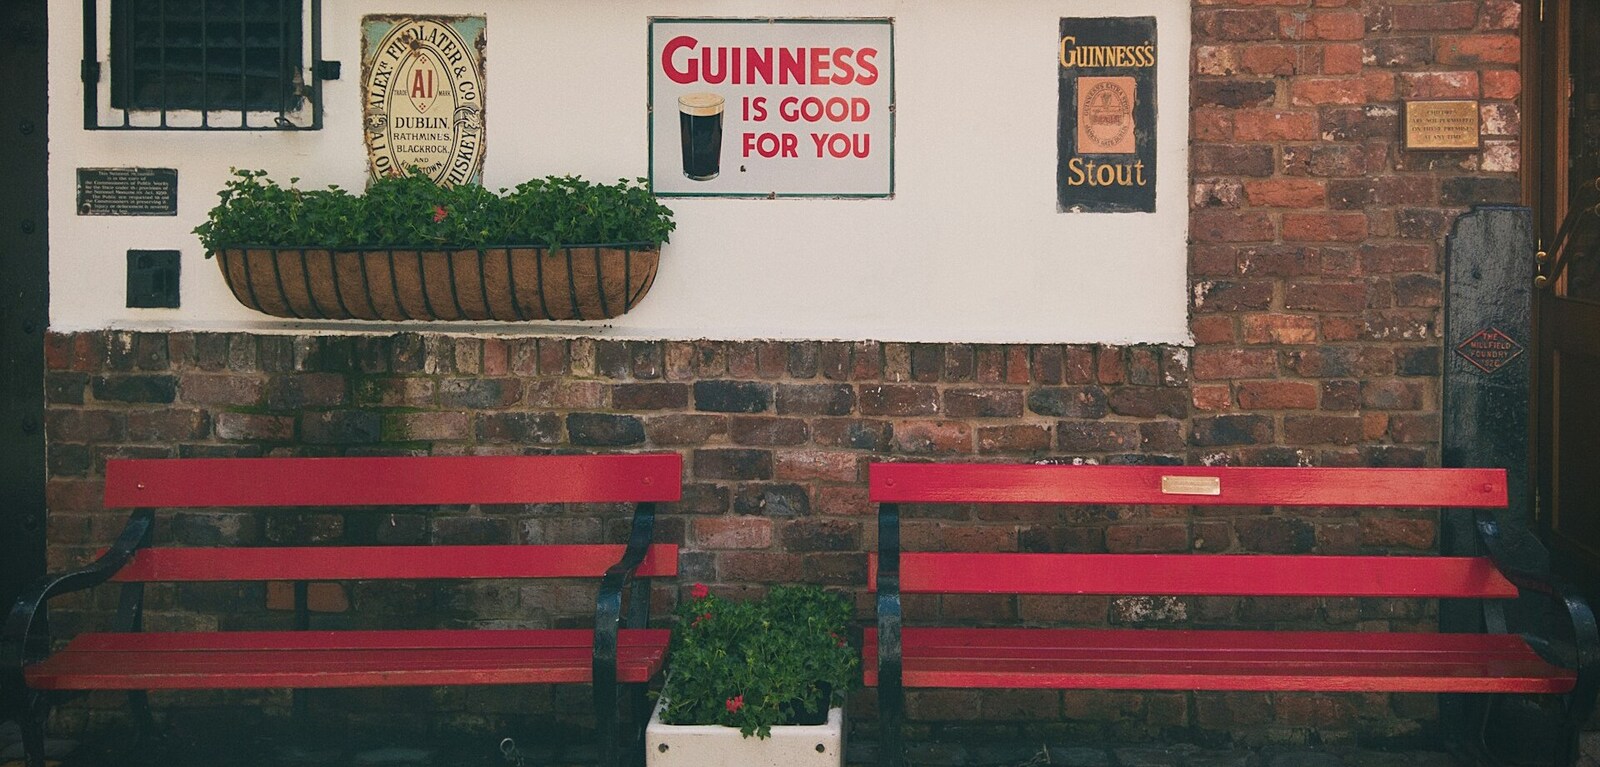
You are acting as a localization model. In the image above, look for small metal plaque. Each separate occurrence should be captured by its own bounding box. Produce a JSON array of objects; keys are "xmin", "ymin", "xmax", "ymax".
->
[
  {"xmin": 1161, "ymin": 475, "xmax": 1220, "ymax": 496},
  {"xmin": 1454, "ymin": 325, "xmax": 1524, "ymax": 375},
  {"xmin": 1404, "ymin": 100, "xmax": 1480, "ymax": 151},
  {"xmin": 76, "ymin": 168, "xmax": 178, "ymax": 216}
]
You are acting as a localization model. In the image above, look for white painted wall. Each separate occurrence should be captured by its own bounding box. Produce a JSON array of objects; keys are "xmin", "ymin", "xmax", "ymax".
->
[{"xmin": 49, "ymin": 0, "xmax": 1191, "ymax": 344}]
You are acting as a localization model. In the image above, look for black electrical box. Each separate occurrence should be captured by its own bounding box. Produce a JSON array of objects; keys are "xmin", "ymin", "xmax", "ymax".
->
[{"xmin": 126, "ymin": 249, "xmax": 180, "ymax": 308}]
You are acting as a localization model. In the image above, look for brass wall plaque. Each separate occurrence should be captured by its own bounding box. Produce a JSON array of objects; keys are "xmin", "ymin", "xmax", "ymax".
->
[
  {"xmin": 1160, "ymin": 475, "xmax": 1221, "ymax": 496},
  {"xmin": 1404, "ymin": 100, "xmax": 1480, "ymax": 151}
]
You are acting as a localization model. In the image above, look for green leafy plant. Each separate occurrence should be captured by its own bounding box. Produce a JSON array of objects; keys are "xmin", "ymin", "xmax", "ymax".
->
[
  {"xmin": 658, "ymin": 584, "xmax": 858, "ymax": 739},
  {"xmin": 194, "ymin": 169, "xmax": 676, "ymax": 253}
]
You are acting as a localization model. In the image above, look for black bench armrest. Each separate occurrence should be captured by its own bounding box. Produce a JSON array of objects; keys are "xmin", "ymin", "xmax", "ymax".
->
[
  {"xmin": 593, "ymin": 501, "xmax": 660, "ymax": 683},
  {"xmin": 1474, "ymin": 511, "xmax": 1599, "ymax": 724},
  {"xmin": 876, "ymin": 503, "xmax": 904, "ymax": 708},
  {"xmin": 2, "ymin": 510, "xmax": 153, "ymax": 678}
]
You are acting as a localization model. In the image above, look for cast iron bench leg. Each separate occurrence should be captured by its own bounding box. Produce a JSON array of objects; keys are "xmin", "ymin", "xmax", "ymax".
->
[{"xmin": 21, "ymin": 690, "xmax": 47, "ymax": 767}]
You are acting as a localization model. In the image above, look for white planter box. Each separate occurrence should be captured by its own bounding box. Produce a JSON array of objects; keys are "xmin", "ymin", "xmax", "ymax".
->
[{"xmin": 644, "ymin": 696, "xmax": 844, "ymax": 767}]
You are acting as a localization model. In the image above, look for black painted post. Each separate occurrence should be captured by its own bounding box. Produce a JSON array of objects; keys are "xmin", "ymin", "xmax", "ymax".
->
[
  {"xmin": 0, "ymin": 0, "xmax": 49, "ymax": 727},
  {"xmin": 1443, "ymin": 205, "xmax": 1534, "ymax": 535},
  {"xmin": 1440, "ymin": 204, "xmax": 1537, "ymax": 752}
]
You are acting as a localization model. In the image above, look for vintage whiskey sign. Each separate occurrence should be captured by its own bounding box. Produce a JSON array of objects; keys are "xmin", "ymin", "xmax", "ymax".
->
[
  {"xmin": 1057, "ymin": 17, "xmax": 1156, "ymax": 213},
  {"xmin": 361, "ymin": 16, "xmax": 486, "ymax": 186}
]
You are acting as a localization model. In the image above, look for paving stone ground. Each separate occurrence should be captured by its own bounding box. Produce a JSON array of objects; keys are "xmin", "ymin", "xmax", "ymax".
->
[{"xmin": 2, "ymin": 717, "xmax": 1596, "ymax": 767}]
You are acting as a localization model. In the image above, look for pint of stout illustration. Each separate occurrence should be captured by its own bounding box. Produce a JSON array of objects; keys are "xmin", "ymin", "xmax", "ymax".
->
[{"xmin": 678, "ymin": 93, "xmax": 725, "ymax": 181}]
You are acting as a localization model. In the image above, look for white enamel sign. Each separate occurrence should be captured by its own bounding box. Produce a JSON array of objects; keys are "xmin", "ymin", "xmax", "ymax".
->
[{"xmin": 649, "ymin": 18, "xmax": 894, "ymax": 198}]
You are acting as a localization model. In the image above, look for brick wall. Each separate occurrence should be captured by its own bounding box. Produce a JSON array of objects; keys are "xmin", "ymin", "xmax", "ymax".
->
[
  {"xmin": 44, "ymin": 331, "xmax": 1442, "ymax": 746},
  {"xmin": 37, "ymin": 0, "xmax": 1544, "ymax": 754}
]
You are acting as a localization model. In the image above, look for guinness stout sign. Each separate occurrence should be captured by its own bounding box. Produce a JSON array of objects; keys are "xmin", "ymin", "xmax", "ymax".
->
[
  {"xmin": 1057, "ymin": 17, "xmax": 1156, "ymax": 213},
  {"xmin": 362, "ymin": 16, "xmax": 487, "ymax": 186}
]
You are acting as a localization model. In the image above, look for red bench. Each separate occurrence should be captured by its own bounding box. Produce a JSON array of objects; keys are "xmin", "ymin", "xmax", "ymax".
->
[
  {"xmin": 866, "ymin": 463, "xmax": 1598, "ymax": 767},
  {"xmin": 2, "ymin": 454, "xmax": 682, "ymax": 767}
]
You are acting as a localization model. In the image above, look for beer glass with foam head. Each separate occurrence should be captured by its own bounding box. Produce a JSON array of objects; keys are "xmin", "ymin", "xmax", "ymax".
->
[{"xmin": 678, "ymin": 93, "xmax": 725, "ymax": 181}]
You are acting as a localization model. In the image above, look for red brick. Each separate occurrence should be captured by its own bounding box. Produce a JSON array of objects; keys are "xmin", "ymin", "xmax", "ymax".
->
[
  {"xmin": 944, "ymin": 388, "xmax": 1025, "ymax": 418},
  {"xmin": 773, "ymin": 450, "xmax": 860, "ymax": 482},
  {"xmin": 1318, "ymin": 43, "xmax": 1363, "ymax": 74},
  {"xmin": 1289, "ymin": 77, "xmax": 1365, "ymax": 105},
  {"xmin": 1280, "ymin": 10, "xmax": 1364, "ymax": 40},
  {"xmin": 1361, "ymin": 379, "xmax": 1425, "ymax": 410},
  {"xmin": 693, "ymin": 516, "xmax": 774, "ymax": 549},
  {"xmin": 1283, "ymin": 414, "xmax": 1363, "ymax": 444},
  {"xmin": 1193, "ymin": 348, "xmax": 1278, "ymax": 380},
  {"xmin": 179, "ymin": 374, "xmax": 263, "ymax": 406},
  {"xmin": 1361, "ymin": 243, "xmax": 1436, "ymax": 273},
  {"xmin": 1234, "ymin": 110, "xmax": 1319, "ymax": 141},
  {"xmin": 719, "ymin": 552, "xmax": 805, "ymax": 583},
  {"xmin": 1239, "ymin": 43, "xmax": 1297, "ymax": 75},
  {"xmin": 1285, "ymin": 281, "xmax": 1368, "ymax": 311},
  {"xmin": 525, "ymin": 379, "xmax": 604, "ymax": 409},
  {"xmin": 894, "ymin": 420, "xmax": 973, "ymax": 455},
  {"xmin": 1018, "ymin": 595, "xmax": 1111, "ymax": 624},
  {"xmin": 1241, "ymin": 314, "xmax": 1319, "ymax": 345},
  {"xmin": 1360, "ymin": 516, "xmax": 1436, "ymax": 550},
  {"xmin": 1320, "ymin": 316, "xmax": 1365, "ymax": 341},
  {"xmin": 977, "ymin": 425, "xmax": 1053, "ymax": 454},
  {"xmin": 1203, "ymin": 9, "xmax": 1282, "ymax": 40},
  {"xmin": 1482, "ymin": 0, "xmax": 1520, "ymax": 29},
  {"xmin": 1397, "ymin": 71, "xmax": 1480, "ymax": 99},
  {"xmin": 1391, "ymin": 2, "xmax": 1477, "ymax": 31},
  {"xmin": 1283, "ymin": 212, "xmax": 1369, "ymax": 242},
  {"xmin": 859, "ymin": 384, "xmax": 938, "ymax": 416},
  {"xmin": 1193, "ymin": 281, "xmax": 1275, "ymax": 313},
  {"xmin": 1097, "ymin": 347, "xmax": 1128, "ymax": 385},
  {"xmin": 1237, "ymin": 380, "xmax": 1319, "ymax": 410},
  {"xmin": 645, "ymin": 414, "xmax": 728, "ymax": 445},
  {"xmin": 1193, "ymin": 385, "xmax": 1235, "ymax": 411},
  {"xmin": 1106, "ymin": 524, "xmax": 1189, "ymax": 553},
  {"xmin": 1481, "ymin": 70, "xmax": 1521, "ymax": 99},
  {"xmin": 215, "ymin": 412, "xmax": 294, "ymax": 442},
  {"xmin": 1437, "ymin": 35, "xmax": 1520, "ymax": 65},
  {"xmin": 1195, "ymin": 45, "xmax": 1240, "ymax": 77},
  {"xmin": 729, "ymin": 416, "xmax": 810, "ymax": 446},
  {"xmin": 1192, "ymin": 210, "xmax": 1276, "ymax": 242},
  {"xmin": 813, "ymin": 485, "xmax": 870, "ymax": 517},
  {"xmin": 1192, "ymin": 109, "xmax": 1236, "ymax": 142},
  {"xmin": 1192, "ymin": 316, "xmax": 1238, "ymax": 344},
  {"xmin": 1244, "ymin": 178, "xmax": 1325, "ymax": 208},
  {"xmin": 1364, "ymin": 71, "xmax": 1398, "ymax": 101}
]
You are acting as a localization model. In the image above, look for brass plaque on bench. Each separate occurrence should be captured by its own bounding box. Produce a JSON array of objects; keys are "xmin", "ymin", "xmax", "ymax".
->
[{"xmin": 1161, "ymin": 475, "xmax": 1220, "ymax": 496}]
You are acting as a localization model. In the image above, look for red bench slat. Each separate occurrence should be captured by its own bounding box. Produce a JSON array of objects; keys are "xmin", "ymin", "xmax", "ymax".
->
[
  {"xmin": 862, "ymin": 628, "xmax": 1575, "ymax": 694},
  {"xmin": 868, "ymin": 552, "xmax": 1519, "ymax": 598},
  {"xmin": 869, "ymin": 464, "xmax": 1506, "ymax": 507},
  {"xmin": 27, "ymin": 629, "xmax": 671, "ymax": 690},
  {"xmin": 111, "ymin": 544, "xmax": 679, "ymax": 582},
  {"xmin": 104, "ymin": 454, "xmax": 683, "ymax": 508}
]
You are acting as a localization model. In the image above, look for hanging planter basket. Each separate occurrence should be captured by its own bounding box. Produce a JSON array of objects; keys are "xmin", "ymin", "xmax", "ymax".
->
[{"xmin": 214, "ymin": 244, "xmax": 659, "ymax": 322}]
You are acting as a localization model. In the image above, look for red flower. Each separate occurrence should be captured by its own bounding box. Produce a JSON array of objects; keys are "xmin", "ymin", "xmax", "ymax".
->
[
  {"xmin": 432, "ymin": 205, "xmax": 448, "ymax": 223},
  {"xmin": 691, "ymin": 611, "xmax": 712, "ymax": 628},
  {"xmin": 725, "ymin": 694, "xmax": 744, "ymax": 713},
  {"xmin": 690, "ymin": 583, "xmax": 709, "ymax": 600}
]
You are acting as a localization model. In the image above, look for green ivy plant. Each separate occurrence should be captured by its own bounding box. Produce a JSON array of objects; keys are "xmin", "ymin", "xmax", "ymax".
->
[
  {"xmin": 658, "ymin": 584, "xmax": 857, "ymax": 739},
  {"xmin": 193, "ymin": 169, "xmax": 676, "ymax": 253}
]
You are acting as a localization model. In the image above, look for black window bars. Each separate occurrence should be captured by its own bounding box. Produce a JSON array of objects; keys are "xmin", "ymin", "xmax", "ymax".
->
[{"xmin": 84, "ymin": 0, "xmax": 332, "ymax": 130}]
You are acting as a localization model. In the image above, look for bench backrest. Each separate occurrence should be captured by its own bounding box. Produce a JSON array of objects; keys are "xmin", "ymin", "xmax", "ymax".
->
[
  {"xmin": 869, "ymin": 463, "xmax": 1513, "ymax": 600},
  {"xmin": 103, "ymin": 454, "xmax": 681, "ymax": 583}
]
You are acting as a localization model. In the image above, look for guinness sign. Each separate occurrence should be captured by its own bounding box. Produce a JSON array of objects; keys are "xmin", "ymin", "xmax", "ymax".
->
[
  {"xmin": 1057, "ymin": 17, "xmax": 1157, "ymax": 213},
  {"xmin": 362, "ymin": 16, "xmax": 487, "ymax": 186}
]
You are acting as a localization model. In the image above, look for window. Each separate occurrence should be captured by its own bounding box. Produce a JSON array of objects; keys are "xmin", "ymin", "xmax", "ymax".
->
[{"xmin": 86, "ymin": 0, "xmax": 327, "ymax": 130}]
